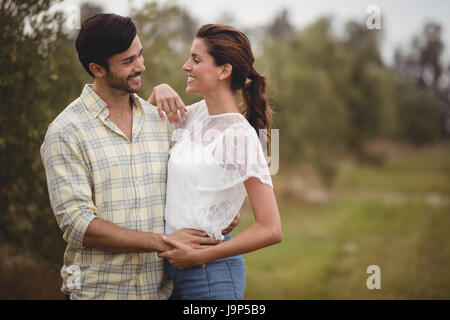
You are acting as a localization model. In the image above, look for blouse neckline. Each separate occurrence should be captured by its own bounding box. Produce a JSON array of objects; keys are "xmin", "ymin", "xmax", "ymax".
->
[
  {"xmin": 202, "ymin": 100, "xmax": 245, "ymax": 119},
  {"xmin": 207, "ymin": 112, "xmax": 245, "ymax": 119}
]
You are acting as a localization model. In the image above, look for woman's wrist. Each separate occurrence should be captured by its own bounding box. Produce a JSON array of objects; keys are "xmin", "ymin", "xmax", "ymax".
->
[
  {"xmin": 197, "ymin": 245, "xmax": 218, "ymax": 265},
  {"xmin": 194, "ymin": 247, "xmax": 206, "ymax": 266},
  {"xmin": 149, "ymin": 89, "xmax": 156, "ymax": 105}
]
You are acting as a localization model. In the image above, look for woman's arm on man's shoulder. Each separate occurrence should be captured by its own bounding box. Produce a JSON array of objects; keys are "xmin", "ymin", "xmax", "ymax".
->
[{"xmin": 148, "ymin": 83, "xmax": 187, "ymax": 124}]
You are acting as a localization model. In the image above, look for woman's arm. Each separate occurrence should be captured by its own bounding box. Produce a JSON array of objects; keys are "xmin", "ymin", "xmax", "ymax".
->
[
  {"xmin": 148, "ymin": 83, "xmax": 187, "ymax": 124},
  {"xmin": 158, "ymin": 177, "xmax": 282, "ymax": 269}
]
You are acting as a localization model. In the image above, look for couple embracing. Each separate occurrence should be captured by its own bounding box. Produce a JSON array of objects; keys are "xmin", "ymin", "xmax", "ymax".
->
[{"xmin": 41, "ymin": 13, "xmax": 281, "ymax": 300}]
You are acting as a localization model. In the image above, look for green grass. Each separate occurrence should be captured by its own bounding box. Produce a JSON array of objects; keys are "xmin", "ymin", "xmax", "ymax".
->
[{"xmin": 233, "ymin": 143, "xmax": 450, "ymax": 299}]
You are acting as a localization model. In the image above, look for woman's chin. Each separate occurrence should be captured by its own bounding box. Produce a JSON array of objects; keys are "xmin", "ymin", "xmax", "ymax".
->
[{"xmin": 186, "ymin": 86, "xmax": 196, "ymax": 95}]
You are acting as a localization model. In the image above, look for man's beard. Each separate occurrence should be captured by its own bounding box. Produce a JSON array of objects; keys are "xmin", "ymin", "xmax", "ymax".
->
[{"xmin": 105, "ymin": 70, "xmax": 141, "ymax": 94}]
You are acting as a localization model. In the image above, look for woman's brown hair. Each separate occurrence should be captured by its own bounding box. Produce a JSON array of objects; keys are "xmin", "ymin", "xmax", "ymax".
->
[{"xmin": 196, "ymin": 24, "xmax": 273, "ymax": 151}]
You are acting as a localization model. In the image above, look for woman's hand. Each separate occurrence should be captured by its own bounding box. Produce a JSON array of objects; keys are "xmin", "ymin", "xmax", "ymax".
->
[
  {"xmin": 158, "ymin": 236, "xmax": 206, "ymax": 269},
  {"xmin": 148, "ymin": 84, "xmax": 187, "ymax": 124},
  {"xmin": 169, "ymin": 229, "xmax": 220, "ymax": 249},
  {"xmin": 222, "ymin": 211, "xmax": 241, "ymax": 235}
]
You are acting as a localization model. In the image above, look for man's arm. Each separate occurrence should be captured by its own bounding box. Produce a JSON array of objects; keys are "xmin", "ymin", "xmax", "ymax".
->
[
  {"xmin": 41, "ymin": 123, "xmax": 217, "ymax": 253},
  {"xmin": 83, "ymin": 218, "xmax": 170, "ymax": 252},
  {"xmin": 41, "ymin": 124, "xmax": 98, "ymax": 250},
  {"xmin": 84, "ymin": 218, "xmax": 219, "ymax": 253}
]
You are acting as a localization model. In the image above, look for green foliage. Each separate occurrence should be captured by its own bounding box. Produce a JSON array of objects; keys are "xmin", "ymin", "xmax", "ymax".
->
[
  {"xmin": 263, "ymin": 18, "xmax": 350, "ymax": 164},
  {"xmin": 394, "ymin": 80, "xmax": 442, "ymax": 145},
  {"xmin": 261, "ymin": 15, "xmax": 445, "ymax": 183},
  {"xmin": 0, "ymin": 0, "xmax": 88, "ymax": 264},
  {"xmin": 394, "ymin": 22, "xmax": 448, "ymax": 143}
]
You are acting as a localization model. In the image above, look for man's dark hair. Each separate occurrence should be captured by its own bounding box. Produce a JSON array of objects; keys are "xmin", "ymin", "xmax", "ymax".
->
[{"xmin": 75, "ymin": 14, "xmax": 137, "ymax": 77}]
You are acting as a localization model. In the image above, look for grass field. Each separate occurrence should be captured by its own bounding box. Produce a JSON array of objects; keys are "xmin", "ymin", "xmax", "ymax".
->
[
  {"xmin": 234, "ymin": 143, "xmax": 450, "ymax": 299},
  {"xmin": 1, "ymin": 143, "xmax": 448, "ymax": 299}
]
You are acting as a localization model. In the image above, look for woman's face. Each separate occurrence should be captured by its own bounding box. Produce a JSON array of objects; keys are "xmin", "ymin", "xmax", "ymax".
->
[{"xmin": 182, "ymin": 38, "xmax": 221, "ymax": 96}]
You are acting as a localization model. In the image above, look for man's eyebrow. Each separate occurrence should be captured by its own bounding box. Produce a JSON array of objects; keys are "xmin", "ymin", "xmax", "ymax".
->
[{"xmin": 121, "ymin": 48, "xmax": 144, "ymax": 62}]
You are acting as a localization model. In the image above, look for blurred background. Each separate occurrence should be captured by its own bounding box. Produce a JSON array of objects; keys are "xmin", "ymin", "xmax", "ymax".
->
[{"xmin": 0, "ymin": 0, "xmax": 449, "ymax": 299}]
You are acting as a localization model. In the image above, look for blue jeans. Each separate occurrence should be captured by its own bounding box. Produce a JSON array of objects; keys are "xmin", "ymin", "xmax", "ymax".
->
[{"xmin": 165, "ymin": 234, "xmax": 246, "ymax": 300}]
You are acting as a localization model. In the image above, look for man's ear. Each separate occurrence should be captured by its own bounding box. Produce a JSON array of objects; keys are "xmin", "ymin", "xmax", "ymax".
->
[
  {"xmin": 89, "ymin": 62, "xmax": 106, "ymax": 78},
  {"xmin": 219, "ymin": 63, "xmax": 232, "ymax": 81}
]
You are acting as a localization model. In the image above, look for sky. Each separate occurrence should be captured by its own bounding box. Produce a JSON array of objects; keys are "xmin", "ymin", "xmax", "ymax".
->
[{"xmin": 59, "ymin": 0, "xmax": 450, "ymax": 64}]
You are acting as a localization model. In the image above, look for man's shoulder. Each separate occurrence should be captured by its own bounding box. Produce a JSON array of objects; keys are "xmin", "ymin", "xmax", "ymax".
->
[
  {"xmin": 135, "ymin": 95, "xmax": 178, "ymax": 136},
  {"xmin": 134, "ymin": 94, "xmax": 171, "ymax": 126},
  {"xmin": 45, "ymin": 97, "xmax": 88, "ymax": 139},
  {"xmin": 134, "ymin": 94, "xmax": 157, "ymax": 114}
]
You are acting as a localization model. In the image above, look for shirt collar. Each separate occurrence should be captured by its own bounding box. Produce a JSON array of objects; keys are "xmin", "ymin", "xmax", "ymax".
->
[{"xmin": 80, "ymin": 84, "xmax": 142, "ymax": 119}]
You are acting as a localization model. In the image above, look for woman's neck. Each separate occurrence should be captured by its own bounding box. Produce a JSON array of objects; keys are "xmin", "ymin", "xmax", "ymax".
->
[{"xmin": 203, "ymin": 88, "xmax": 240, "ymax": 116}]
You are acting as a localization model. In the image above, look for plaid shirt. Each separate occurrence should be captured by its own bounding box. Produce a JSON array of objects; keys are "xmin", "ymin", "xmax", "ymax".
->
[{"xmin": 40, "ymin": 84, "xmax": 173, "ymax": 299}]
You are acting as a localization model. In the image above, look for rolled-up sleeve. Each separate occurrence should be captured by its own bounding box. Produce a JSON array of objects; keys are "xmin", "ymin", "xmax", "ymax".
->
[{"xmin": 40, "ymin": 124, "xmax": 96, "ymax": 249}]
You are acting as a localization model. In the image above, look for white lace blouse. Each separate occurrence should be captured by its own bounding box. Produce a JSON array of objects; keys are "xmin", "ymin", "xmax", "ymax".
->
[{"xmin": 164, "ymin": 100, "xmax": 273, "ymax": 240}]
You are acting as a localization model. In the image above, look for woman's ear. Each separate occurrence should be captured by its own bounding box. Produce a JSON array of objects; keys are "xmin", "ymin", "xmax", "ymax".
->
[
  {"xmin": 219, "ymin": 63, "xmax": 232, "ymax": 80},
  {"xmin": 89, "ymin": 62, "xmax": 106, "ymax": 78}
]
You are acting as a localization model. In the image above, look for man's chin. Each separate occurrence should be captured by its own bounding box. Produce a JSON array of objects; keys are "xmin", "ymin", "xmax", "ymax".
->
[
  {"xmin": 130, "ymin": 80, "xmax": 142, "ymax": 92},
  {"xmin": 126, "ymin": 83, "xmax": 142, "ymax": 94}
]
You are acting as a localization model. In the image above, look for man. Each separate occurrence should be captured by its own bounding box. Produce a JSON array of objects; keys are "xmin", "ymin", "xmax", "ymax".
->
[{"xmin": 41, "ymin": 14, "xmax": 237, "ymax": 300}]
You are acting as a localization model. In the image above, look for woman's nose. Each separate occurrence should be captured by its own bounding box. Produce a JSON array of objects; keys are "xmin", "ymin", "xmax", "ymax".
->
[{"xmin": 182, "ymin": 60, "xmax": 191, "ymax": 71}]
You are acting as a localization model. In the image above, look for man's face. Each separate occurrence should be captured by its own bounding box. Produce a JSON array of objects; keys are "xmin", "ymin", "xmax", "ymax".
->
[{"xmin": 105, "ymin": 35, "xmax": 145, "ymax": 94}]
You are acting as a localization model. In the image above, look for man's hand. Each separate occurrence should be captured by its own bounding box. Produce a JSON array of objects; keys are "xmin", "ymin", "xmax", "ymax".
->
[
  {"xmin": 158, "ymin": 236, "xmax": 205, "ymax": 269},
  {"xmin": 222, "ymin": 212, "xmax": 241, "ymax": 235},
  {"xmin": 148, "ymin": 83, "xmax": 187, "ymax": 124},
  {"xmin": 163, "ymin": 229, "xmax": 220, "ymax": 251}
]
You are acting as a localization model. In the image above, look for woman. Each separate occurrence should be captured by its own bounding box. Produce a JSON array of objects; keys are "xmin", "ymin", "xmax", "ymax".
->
[{"xmin": 149, "ymin": 24, "xmax": 281, "ymax": 300}]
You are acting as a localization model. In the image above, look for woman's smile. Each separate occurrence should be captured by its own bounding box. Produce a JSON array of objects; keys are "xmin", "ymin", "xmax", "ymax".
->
[{"xmin": 187, "ymin": 75, "xmax": 196, "ymax": 84}]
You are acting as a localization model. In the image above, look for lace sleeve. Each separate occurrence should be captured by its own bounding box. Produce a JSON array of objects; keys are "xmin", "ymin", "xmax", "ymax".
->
[{"xmin": 196, "ymin": 124, "xmax": 273, "ymax": 192}]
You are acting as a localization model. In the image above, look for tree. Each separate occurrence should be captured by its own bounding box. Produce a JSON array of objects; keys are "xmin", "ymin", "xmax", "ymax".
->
[
  {"xmin": 338, "ymin": 21, "xmax": 384, "ymax": 152},
  {"xmin": 394, "ymin": 22, "xmax": 448, "ymax": 141},
  {"xmin": 0, "ymin": 0, "xmax": 88, "ymax": 264},
  {"xmin": 395, "ymin": 23, "xmax": 444, "ymax": 91},
  {"xmin": 80, "ymin": 2, "xmax": 103, "ymax": 24},
  {"xmin": 261, "ymin": 17, "xmax": 352, "ymax": 184},
  {"xmin": 267, "ymin": 9, "xmax": 294, "ymax": 40}
]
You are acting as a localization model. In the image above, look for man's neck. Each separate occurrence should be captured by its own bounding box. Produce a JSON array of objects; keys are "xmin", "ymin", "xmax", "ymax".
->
[{"xmin": 92, "ymin": 80, "xmax": 132, "ymax": 114}]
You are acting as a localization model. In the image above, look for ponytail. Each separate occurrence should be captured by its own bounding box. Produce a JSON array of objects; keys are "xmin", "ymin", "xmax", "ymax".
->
[{"xmin": 242, "ymin": 68, "xmax": 273, "ymax": 155}]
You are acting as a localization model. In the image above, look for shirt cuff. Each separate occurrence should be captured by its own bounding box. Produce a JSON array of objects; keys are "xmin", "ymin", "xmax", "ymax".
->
[{"xmin": 65, "ymin": 212, "xmax": 96, "ymax": 250}]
